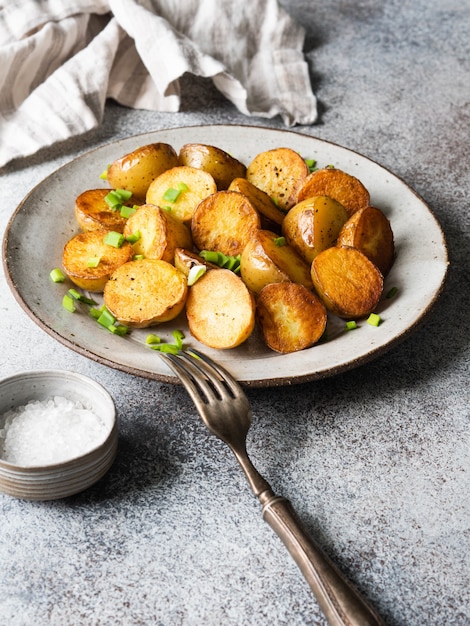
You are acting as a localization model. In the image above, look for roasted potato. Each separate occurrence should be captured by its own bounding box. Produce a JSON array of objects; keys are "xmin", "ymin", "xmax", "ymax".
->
[
  {"xmin": 311, "ymin": 246, "xmax": 383, "ymax": 318},
  {"xmin": 74, "ymin": 189, "xmax": 136, "ymax": 233},
  {"xmin": 123, "ymin": 204, "xmax": 192, "ymax": 263},
  {"xmin": 240, "ymin": 230, "xmax": 313, "ymax": 294},
  {"xmin": 282, "ymin": 195, "xmax": 349, "ymax": 264},
  {"xmin": 62, "ymin": 229, "xmax": 133, "ymax": 292},
  {"xmin": 191, "ymin": 190, "xmax": 260, "ymax": 256},
  {"xmin": 256, "ymin": 282, "xmax": 327, "ymax": 353},
  {"xmin": 103, "ymin": 259, "xmax": 188, "ymax": 328},
  {"xmin": 296, "ymin": 167, "xmax": 370, "ymax": 217},
  {"xmin": 246, "ymin": 147, "xmax": 309, "ymax": 211},
  {"xmin": 228, "ymin": 177, "xmax": 285, "ymax": 231},
  {"xmin": 106, "ymin": 143, "xmax": 179, "ymax": 200},
  {"xmin": 336, "ymin": 205, "xmax": 395, "ymax": 276},
  {"xmin": 146, "ymin": 165, "xmax": 217, "ymax": 226},
  {"xmin": 178, "ymin": 143, "xmax": 247, "ymax": 189},
  {"xmin": 186, "ymin": 269, "xmax": 255, "ymax": 349}
]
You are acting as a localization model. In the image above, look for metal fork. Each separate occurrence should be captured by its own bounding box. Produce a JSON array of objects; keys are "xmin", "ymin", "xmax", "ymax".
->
[{"xmin": 158, "ymin": 347, "xmax": 383, "ymax": 626}]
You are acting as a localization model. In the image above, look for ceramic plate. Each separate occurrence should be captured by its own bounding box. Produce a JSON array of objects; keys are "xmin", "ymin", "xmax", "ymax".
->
[{"xmin": 3, "ymin": 125, "xmax": 448, "ymax": 386}]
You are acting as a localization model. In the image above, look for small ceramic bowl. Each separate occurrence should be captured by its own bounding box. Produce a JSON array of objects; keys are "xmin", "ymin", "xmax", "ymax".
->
[{"xmin": 0, "ymin": 370, "xmax": 117, "ymax": 500}]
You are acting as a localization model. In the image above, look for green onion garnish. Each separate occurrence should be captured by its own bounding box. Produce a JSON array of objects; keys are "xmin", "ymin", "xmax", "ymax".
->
[
  {"xmin": 163, "ymin": 187, "xmax": 182, "ymax": 203},
  {"xmin": 120, "ymin": 206, "xmax": 137, "ymax": 218},
  {"xmin": 274, "ymin": 236, "xmax": 286, "ymax": 247},
  {"xmin": 199, "ymin": 250, "xmax": 241, "ymax": 274},
  {"xmin": 87, "ymin": 257, "xmax": 101, "ymax": 268},
  {"xmin": 50, "ymin": 268, "xmax": 66, "ymax": 283},
  {"xmin": 125, "ymin": 230, "xmax": 141, "ymax": 244},
  {"xmin": 345, "ymin": 320, "xmax": 357, "ymax": 330},
  {"xmin": 67, "ymin": 289, "xmax": 96, "ymax": 306},
  {"xmin": 187, "ymin": 265, "xmax": 207, "ymax": 286},
  {"xmin": 133, "ymin": 254, "xmax": 145, "ymax": 261},
  {"xmin": 146, "ymin": 334, "xmax": 161, "ymax": 345},
  {"xmin": 386, "ymin": 286, "xmax": 398, "ymax": 299},
  {"xmin": 172, "ymin": 329, "xmax": 184, "ymax": 349},
  {"xmin": 99, "ymin": 167, "xmax": 109, "ymax": 180},
  {"xmin": 97, "ymin": 307, "xmax": 116, "ymax": 329},
  {"xmin": 108, "ymin": 324, "xmax": 129, "ymax": 336},
  {"xmin": 104, "ymin": 231, "xmax": 125, "ymax": 248},
  {"xmin": 62, "ymin": 294, "xmax": 76, "ymax": 312},
  {"xmin": 367, "ymin": 313, "xmax": 381, "ymax": 327},
  {"xmin": 305, "ymin": 158, "xmax": 317, "ymax": 172}
]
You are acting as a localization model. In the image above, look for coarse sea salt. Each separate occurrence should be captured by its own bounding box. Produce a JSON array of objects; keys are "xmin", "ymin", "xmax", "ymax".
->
[{"xmin": 0, "ymin": 396, "xmax": 109, "ymax": 466}]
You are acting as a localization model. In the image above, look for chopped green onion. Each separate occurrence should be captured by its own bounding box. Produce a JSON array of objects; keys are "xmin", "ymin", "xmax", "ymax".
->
[
  {"xmin": 99, "ymin": 167, "xmax": 109, "ymax": 180},
  {"xmin": 386, "ymin": 286, "xmax": 398, "ymax": 299},
  {"xmin": 274, "ymin": 236, "xmax": 286, "ymax": 247},
  {"xmin": 161, "ymin": 205, "xmax": 173, "ymax": 212},
  {"xmin": 133, "ymin": 254, "xmax": 145, "ymax": 261},
  {"xmin": 105, "ymin": 190, "xmax": 123, "ymax": 210},
  {"xmin": 50, "ymin": 268, "xmax": 66, "ymax": 283},
  {"xmin": 367, "ymin": 313, "xmax": 381, "ymax": 327},
  {"xmin": 305, "ymin": 158, "xmax": 317, "ymax": 172},
  {"xmin": 146, "ymin": 334, "xmax": 161, "ymax": 345},
  {"xmin": 62, "ymin": 294, "xmax": 76, "ymax": 312},
  {"xmin": 125, "ymin": 230, "xmax": 141, "ymax": 244},
  {"xmin": 162, "ymin": 187, "xmax": 182, "ymax": 203},
  {"xmin": 345, "ymin": 320, "xmax": 358, "ymax": 330},
  {"xmin": 97, "ymin": 307, "xmax": 116, "ymax": 329},
  {"xmin": 150, "ymin": 343, "xmax": 180, "ymax": 354},
  {"xmin": 272, "ymin": 197, "xmax": 279, "ymax": 206},
  {"xmin": 67, "ymin": 289, "xmax": 96, "ymax": 306},
  {"xmin": 109, "ymin": 324, "xmax": 129, "ymax": 336},
  {"xmin": 104, "ymin": 231, "xmax": 125, "ymax": 248},
  {"xmin": 177, "ymin": 182, "xmax": 189, "ymax": 191},
  {"xmin": 87, "ymin": 256, "xmax": 101, "ymax": 268},
  {"xmin": 172, "ymin": 329, "xmax": 185, "ymax": 349},
  {"xmin": 120, "ymin": 205, "xmax": 137, "ymax": 218},
  {"xmin": 187, "ymin": 265, "xmax": 207, "ymax": 286},
  {"xmin": 89, "ymin": 307, "xmax": 102, "ymax": 320},
  {"xmin": 199, "ymin": 250, "xmax": 219, "ymax": 264},
  {"xmin": 199, "ymin": 250, "xmax": 241, "ymax": 274},
  {"xmin": 114, "ymin": 188, "xmax": 133, "ymax": 201}
]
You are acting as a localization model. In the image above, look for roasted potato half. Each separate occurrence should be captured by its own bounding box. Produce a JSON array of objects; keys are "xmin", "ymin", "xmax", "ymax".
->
[
  {"xmin": 146, "ymin": 165, "xmax": 217, "ymax": 226},
  {"xmin": 246, "ymin": 147, "xmax": 309, "ymax": 211},
  {"xmin": 103, "ymin": 259, "xmax": 188, "ymax": 328},
  {"xmin": 106, "ymin": 143, "xmax": 179, "ymax": 200},
  {"xmin": 178, "ymin": 143, "xmax": 247, "ymax": 190},
  {"xmin": 123, "ymin": 204, "xmax": 192, "ymax": 263},
  {"xmin": 336, "ymin": 205, "xmax": 395, "ymax": 276},
  {"xmin": 186, "ymin": 269, "xmax": 255, "ymax": 349},
  {"xmin": 311, "ymin": 246, "xmax": 383, "ymax": 318},
  {"xmin": 228, "ymin": 177, "xmax": 285, "ymax": 231},
  {"xmin": 296, "ymin": 167, "xmax": 370, "ymax": 217},
  {"xmin": 240, "ymin": 230, "xmax": 313, "ymax": 294},
  {"xmin": 282, "ymin": 195, "xmax": 349, "ymax": 264},
  {"xmin": 62, "ymin": 229, "xmax": 133, "ymax": 292},
  {"xmin": 257, "ymin": 282, "xmax": 327, "ymax": 353},
  {"xmin": 191, "ymin": 190, "xmax": 260, "ymax": 257},
  {"xmin": 74, "ymin": 189, "xmax": 135, "ymax": 233}
]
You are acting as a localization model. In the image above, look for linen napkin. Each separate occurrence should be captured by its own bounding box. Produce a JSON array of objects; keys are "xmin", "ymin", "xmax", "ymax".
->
[{"xmin": 0, "ymin": 0, "xmax": 317, "ymax": 168}]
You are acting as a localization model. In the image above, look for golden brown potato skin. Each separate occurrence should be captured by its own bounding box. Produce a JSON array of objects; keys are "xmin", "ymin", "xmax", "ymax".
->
[
  {"xmin": 228, "ymin": 177, "xmax": 285, "ymax": 230},
  {"xmin": 311, "ymin": 246, "xmax": 383, "ymax": 318},
  {"xmin": 246, "ymin": 147, "xmax": 309, "ymax": 211},
  {"xmin": 336, "ymin": 206, "xmax": 395, "ymax": 276},
  {"xmin": 186, "ymin": 269, "xmax": 255, "ymax": 349},
  {"xmin": 296, "ymin": 167, "xmax": 370, "ymax": 217},
  {"xmin": 240, "ymin": 230, "xmax": 313, "ymax": 294},
  {"xmin": 62, "ymin": 229, "xmax": 133, "ymax": 292},
  {"xmin": 106, "ymin": 143, "xmax": 179, "ymax": 200},
  {"xmin": 123, "ymin": 204, "xmax": 192, "ymax": 263},
  {"xmin": 282, "ymin": 195, "xmax": 349, "ymax": 264},
  {"xmin": 256, "ymin": 282, "xmax": 327, "ymax": 353},
  {"xmin": 178, "ymin": 143, "xmax": 247, "ymax": 190},
  {"xmin": 191, "ymin": 190, "xmax": 260, "ymax": 256},
  {"xmin": 103, "ymin": 259, "xmax": 188, "ymax": 327},
  {"xmin": 74, "ymin": 189, "xmax": 130, "ymax": 233}
]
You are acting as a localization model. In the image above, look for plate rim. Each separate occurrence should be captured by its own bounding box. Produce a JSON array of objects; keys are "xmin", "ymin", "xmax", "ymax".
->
[{"xmin": 2, "ymin": 123, "xmax": 449, "ymax": 387}]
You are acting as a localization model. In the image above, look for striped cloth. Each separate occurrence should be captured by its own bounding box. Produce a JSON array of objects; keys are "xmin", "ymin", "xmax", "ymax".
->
[{"xmin": 0, "ymin": 0, "xmax": 317, "ymax": 168}]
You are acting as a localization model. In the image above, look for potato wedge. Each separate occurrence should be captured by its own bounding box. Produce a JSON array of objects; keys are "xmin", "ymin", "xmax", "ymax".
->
[
  {"xmin": 74, "ymin": 189, "xmax": 135, "ymax": 233},
  {"xmin": 282, "ymin": 195, "xmax": 349, "ymax": 264},
  {"xmin": 106, "ymin": 143, "xmax": 179, "ymax": 200},
  {"xmin": 178, "ymin": 143, "xmax": 247, "ymax": 190},
  {"xmin": 103, "ymin": 259, "xmax": 188, "ymax": 328},
  {"xmin": 145, "ymin": 165, "xmax": 217, "ymax": 226},
  {"xmin": 228, "ymin": 177, "xmax": 285, "ymax": 230},
  {"xmin": 191, "ymin": 190, "xmax": 260, "ymax": 256},
  {"xmin": 123, "ymin": 204, "xmax": 192, "ymax": 263},
  {"xmin": 311, "ymin": 246, "xmax": 383, "ymax": 318},
  {"xmin": 296, "ymin": 167, "xmax": 370, "ymax": 217},
  {"xmin": 336, "ymin": 205, "xmax": 395, "ymax": 276},
  {"xmin": 186, "ymin": 269, "xmax": 255, "ymax": 349},
  {"xmin": 246, "ymin": 147, "xmax": 309, "ymax": 211},
  {"xmin": 62, "ymin": 229, "xmax": 133, "ymax": 292},
  {"xmin": 240, "ymin": 230, "xmax": 313, "ymax": 294},
  {"xmin": 257, "ymin": 282, "xmax": 327, "ymax": 353}
]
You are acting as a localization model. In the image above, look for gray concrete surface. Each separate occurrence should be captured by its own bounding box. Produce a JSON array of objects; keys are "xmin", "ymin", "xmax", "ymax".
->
[{"xmin": 0, "ymin": 1, "xmax": 468, "ymax": 624}]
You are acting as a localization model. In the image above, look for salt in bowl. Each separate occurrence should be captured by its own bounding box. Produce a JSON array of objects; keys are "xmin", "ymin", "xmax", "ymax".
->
[{"xmin": 0, "ymin": 370, "xmax": 117, "ymax": 500}]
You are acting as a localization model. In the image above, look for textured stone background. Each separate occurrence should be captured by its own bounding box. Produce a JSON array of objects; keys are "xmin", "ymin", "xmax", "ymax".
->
[{"xmin": 1, "ymin": 1, "xmax": 469, "ymax": 625}]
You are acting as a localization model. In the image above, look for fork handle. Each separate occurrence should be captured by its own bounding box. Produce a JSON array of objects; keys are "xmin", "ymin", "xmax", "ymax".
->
[{"xmin": 260, "ymin": 493, "xmax": 384, "ymax": 626}]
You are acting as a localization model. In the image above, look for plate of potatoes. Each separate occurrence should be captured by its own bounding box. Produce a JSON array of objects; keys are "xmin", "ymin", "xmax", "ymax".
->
[{"xmin": 3, "ymin": 125, "xmax": 448, "ymax": 386}]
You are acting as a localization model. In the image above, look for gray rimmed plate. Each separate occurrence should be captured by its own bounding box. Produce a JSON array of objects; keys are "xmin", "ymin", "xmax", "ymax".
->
[{"xmin": 2, "ymin": 124, "xmax": 448, "ymax": 387}]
